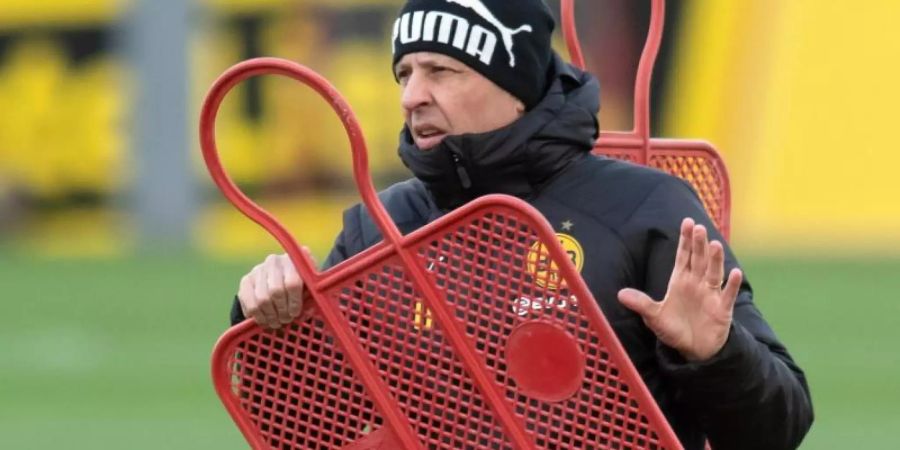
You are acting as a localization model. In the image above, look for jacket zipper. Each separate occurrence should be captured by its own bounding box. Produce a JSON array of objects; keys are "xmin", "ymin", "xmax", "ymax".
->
[{"xmin": 451, "ymin": 152, "xmax": 473, "ymax": 190}]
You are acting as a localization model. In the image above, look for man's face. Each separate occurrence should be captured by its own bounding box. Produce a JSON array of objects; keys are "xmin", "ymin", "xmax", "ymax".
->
[{"xmin": 395, "ymin": 52, "xmax": 526, "ymax": 150}]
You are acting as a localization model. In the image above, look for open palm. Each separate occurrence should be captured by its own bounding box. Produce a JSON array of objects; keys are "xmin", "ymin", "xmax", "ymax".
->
[{"xmin": 618, "ymin": 218, "xmax": 743, "ymax": 362}]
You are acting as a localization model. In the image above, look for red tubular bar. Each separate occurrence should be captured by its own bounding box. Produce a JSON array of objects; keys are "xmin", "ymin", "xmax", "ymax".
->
[
  {"xmin": 201, "ymin": 58, "xmax": 539, "ymax": 449},
  {"xmin": 563, "ymin": 5, "xmax": 726, "ymax": 449},
  {"xmin": 199, "ymin": 58, "xmax": 424, "ymax": 450},
  {"xmin": 561, "ymin": 0, "xmax": 586, "ymax": 70},
  {"xmin": 562, "ymin": 0, "xmax": 732, "ymax": 240},
  {"xmin": 202, "ymin": 1, "xmax": 719, "ymax": 447},
  {"xmin": 634, "ymin": 0, "xmax": 665, "ymax": 163},
  {"xmin": 563, "ymin": 0, "xmax": 665, "ymax": 163}
]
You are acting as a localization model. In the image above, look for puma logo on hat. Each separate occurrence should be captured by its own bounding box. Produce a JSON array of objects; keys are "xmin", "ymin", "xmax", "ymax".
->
[
  {"xmin": 392, "ymin": 0, "xmax": 555, "ymax": 109},
  {"xmin": 445, "ymin": 0, "xmax": 533, "ymax": 67},
  {"xmin": 393, "ymin": 0, "xmax": 533, "ymax": 68},
  {"xmin": 393, "ymin": 11, "xmax": 501, "ymax": 65}
]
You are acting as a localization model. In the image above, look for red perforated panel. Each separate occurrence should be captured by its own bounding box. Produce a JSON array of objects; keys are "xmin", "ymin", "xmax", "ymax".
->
[
  {"xmin": 215, "ymin": 308, "xmax": 385, "ymax": 449},
  {"xmin": 201, "ymin": 37, "xmax": 703, "ymax": 446},
  {"xmin": 332, "ymin": 258, "xmax": 513, "ymax": 449},
  {"xmin": 413, "ymin": 207, "xmax": 670, "ymax": 449},
  {"xmin": 568, "ymin": 0, "xmax": 732, "ymax": 241},
  {"xmin": 212, "ymin": 197, "xmax": 684, "ymax": 449},
  {"xmin": 650, "ymin": 152, "xmax": 727, "ymax": 234}
]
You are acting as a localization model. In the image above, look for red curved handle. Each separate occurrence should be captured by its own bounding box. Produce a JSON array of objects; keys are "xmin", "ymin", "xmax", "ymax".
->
[
  {"xmin": 199, "ymin": 58, "xmax": 404, "ymax": 286},
  {"xmin": 561, "ymin": 0, "xmax": 586, "ymax": 70},
  {"xmin": 562, "ymin": 0, "xmax": 665, "ymax": 144},
  {"xmin": 201, "ymin": 59, "xmax": 432, "ymax": 450}
]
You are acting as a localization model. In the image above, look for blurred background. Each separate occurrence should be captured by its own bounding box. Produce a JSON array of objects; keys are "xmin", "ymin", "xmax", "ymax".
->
[{"xmin": 0, "ymin": 0, "xmax": 897, "ymax": 448}]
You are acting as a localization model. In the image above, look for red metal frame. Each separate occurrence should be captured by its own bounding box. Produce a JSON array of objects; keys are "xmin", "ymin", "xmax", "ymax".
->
[
  {"xmin": 202, "ymin": 59, "xmax": 425, "ymax": 450},
  {"xmin": 200, "ymin": 1, "xmax": 730, "ymax": 448},
  {"xmin": 562, "ymin": 0, "xmax": 732, "ymax": 239},
  {"xmin": 202, "ymin": 57, "xmax": 683, "ymax": 449}
]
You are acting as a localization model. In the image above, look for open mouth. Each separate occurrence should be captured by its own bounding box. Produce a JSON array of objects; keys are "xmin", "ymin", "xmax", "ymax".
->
[{"xmin": 413, "ymin": 126, "xmax": 447, "ymax": 149}]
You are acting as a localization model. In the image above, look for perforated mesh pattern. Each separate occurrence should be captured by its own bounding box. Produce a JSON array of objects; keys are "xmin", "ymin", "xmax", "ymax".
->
[
  {"xmin": 215, "ymin": 201, "xmax": 681, "ymax": 449},
  {"xmin": 226, "ymin": 315, "xmax": 383, "ymax": 449},
  {"xmin": 649, "ymin": 154, "xmax": 725, "ymax": 230},
  {"xmin": 331, "ymin": 261, "xmax": 514, "ymax": 449},
  {"xmin": 415, "ymin": 209, "xmax": 666, "ymax": 449}
]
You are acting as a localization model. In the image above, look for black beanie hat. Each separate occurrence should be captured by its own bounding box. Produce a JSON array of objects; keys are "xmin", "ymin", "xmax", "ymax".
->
[{"xmin": 391, "ymin": 0, "xmax": 556, "ymax": 109}]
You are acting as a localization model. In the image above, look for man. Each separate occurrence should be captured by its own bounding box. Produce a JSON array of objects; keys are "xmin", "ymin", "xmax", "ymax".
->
[{"xmin": 231, "ymin": 0, "xmax": 813, "ymax": 448}]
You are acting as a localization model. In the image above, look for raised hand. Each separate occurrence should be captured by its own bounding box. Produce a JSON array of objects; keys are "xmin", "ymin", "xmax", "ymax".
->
[{"xmin": 617, "ymin": 218, "xmax": 743, "ymax": 362}]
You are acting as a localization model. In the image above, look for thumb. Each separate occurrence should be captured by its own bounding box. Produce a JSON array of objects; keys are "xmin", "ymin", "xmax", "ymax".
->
[{"xmin": 617, "ymin": 288, "xmax": 659, "ymax": 319}]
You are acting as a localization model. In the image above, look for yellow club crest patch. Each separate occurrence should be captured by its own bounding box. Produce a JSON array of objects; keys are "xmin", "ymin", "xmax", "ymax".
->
[{"xmin": 526, "ymin": 233, "xmax": 584, "ymax": 290}]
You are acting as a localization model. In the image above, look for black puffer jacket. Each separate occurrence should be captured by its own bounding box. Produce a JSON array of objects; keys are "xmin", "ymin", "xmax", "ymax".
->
[{"xmin": 232, "ymin": 55, "xmax": 813, "ymax": 450}]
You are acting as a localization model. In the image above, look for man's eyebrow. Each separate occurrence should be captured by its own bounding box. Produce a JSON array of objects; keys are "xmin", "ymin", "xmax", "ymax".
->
[
  {"xmin": 395, "ymin": 58, "xmax": 460, "ymax": 76},
  {"xmin": 394, "ymin": 62, "xmax": 410, "ymax": 75},
  {"xmin": 417, "ymin": 59, "xmax": 441, "ymax": 68}
]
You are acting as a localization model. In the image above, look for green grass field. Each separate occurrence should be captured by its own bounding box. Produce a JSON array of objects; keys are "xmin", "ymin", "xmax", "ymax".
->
[{"xmin": 1, "ymin": 253, "xmax": 897, "ymax": 449}]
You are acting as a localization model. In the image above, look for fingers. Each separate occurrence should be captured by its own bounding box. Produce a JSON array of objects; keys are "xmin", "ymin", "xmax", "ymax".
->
[
  {"xmin": 265, "ymin": 255, "xmax": 292, "ymax": 325},
  {"xmin": 238, "ymin": 266, "xmax": 276, "ymax": 329},
  {"xmin": 677, "ymin": 217, "xmax": 712, "ymax": 278},
  {"xmin": 283, "ymin": 254, "xmax": 305, "ymax": 319},
  {"xmin": 705, "ymin": 240, "xmax": 726, "ymax": 289},
  {"xmin": 689, "ymin": 223, "xmax": 709, "ymax": 276},
  {"xmin": 673, "ymin": 218, "xmax": 694, "ymax": 271},
  {"xmin": 237, "ymin": 253, "xmax": 309, "ymax": 330},
  {"xmin": 237, "ymin": 273, "xmax": 258, "ymax": 322},
  {"xmin": 254, "ymin": 267, "xmax": 279, "ymax": 329},
  {"xmin": 721, "ymin": 268, "xmax": 744, "ymax": 310},
  {"xmin": 617, "ymin": 288, "xmax": 661, "ymax": 319}
]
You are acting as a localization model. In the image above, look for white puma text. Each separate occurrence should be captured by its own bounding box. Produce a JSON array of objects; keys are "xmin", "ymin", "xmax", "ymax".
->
[
  {"xmin": 392, "ymin": 0, "xmax": 533, "ymax": 67},
  {"xmin": 444, "ymin": 0, "xmax": 532, "ymax": 67}
]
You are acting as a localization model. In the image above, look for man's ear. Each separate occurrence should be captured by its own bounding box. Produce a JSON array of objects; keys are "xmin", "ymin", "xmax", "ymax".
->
[{"xmin": 515, "ymin": 100, "xmax": 526, "ymax": 115}]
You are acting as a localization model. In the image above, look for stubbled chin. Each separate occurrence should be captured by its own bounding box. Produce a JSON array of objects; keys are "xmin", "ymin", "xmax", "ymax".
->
[{"xmin": 415, "ymin": 134, "xmax": 447, "ymax": 150}]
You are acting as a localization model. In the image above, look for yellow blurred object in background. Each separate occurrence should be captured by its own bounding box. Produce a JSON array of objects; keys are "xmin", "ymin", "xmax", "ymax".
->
[
  {"xmin": 1, "ymin": 0, "xmax": 899, "ymax": 257},
  {"xmin": 0, "ymin": 39, "xmax": 127, "ymax": 200},
  {"xmin": 666, "ymin": 0, "xmax": 900, "ymax": 254}
]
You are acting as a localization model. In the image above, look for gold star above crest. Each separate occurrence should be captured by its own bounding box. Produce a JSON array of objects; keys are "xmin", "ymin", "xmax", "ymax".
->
[{"xmin": 561, "ymin": 220, "xmax": 574, "ymax": 231}]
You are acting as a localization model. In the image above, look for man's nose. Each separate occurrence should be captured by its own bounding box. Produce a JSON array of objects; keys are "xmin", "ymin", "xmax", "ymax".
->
[{"xmin": 401, "ymin": 73, "xmax": 432, "ymax": 113}]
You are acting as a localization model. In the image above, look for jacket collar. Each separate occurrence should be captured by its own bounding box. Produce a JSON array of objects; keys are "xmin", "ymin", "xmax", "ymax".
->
[{"xmin": 398, "ymin": 54, "xmax": 600, "ymax": 211}]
